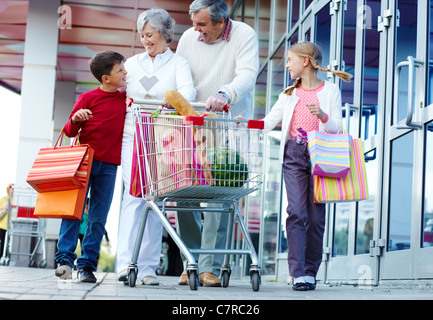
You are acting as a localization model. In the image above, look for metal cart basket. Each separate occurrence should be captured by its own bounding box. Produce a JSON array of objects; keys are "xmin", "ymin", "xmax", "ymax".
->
[
  {"xmin": 0, "ymin": 186, "xmax": 46, "ymax": 268},
  {"xmin": 127, "ymin": 100, "xmax": 264, "ymax": 291}
]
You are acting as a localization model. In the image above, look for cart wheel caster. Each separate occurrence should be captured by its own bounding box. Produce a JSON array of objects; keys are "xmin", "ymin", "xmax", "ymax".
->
[
  {"xmin": 128, "ymin": 268, "xmax": 137, "ymax": 287},
  {"xmin": 221, "ymin": 270, "xmax": 230, "ymax": 288},
  {"xmin": 251, "ymin": 271, "xmax": 260, "ymax": 292},
  {"xmin": 39, "ymin": 260, "xmax": 47, "ymax": 268},
  {"xmin": 188, "ymin": 270, "xmax": 198, "ymax": 291}
]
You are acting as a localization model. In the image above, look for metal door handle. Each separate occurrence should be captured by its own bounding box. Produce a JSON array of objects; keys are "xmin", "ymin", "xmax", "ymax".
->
[{"xmin": 394, "ymin": 56, "xmax": 423, "ymax": 129}]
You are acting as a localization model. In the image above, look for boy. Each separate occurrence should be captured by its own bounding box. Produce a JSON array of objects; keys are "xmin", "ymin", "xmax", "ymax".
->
[{"xmin": 54, "ymin": 51, "xmax": 127, "ymax": 282}]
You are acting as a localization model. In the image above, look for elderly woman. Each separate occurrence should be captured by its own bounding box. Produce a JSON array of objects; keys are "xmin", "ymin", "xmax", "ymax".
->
[{"xmin": 116, "ymin": 8, "xmax": 196, "ymax": 285}]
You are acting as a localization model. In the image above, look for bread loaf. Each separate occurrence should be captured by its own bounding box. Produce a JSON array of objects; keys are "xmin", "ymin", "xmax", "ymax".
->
[{"xmin": 165, "ymin": 90, "xmax": 198, "ymax": 116}]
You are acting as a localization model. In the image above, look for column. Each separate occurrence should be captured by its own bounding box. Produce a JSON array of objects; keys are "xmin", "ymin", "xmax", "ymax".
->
[
  {"xmin": 15, "ymin": 0, "xmax": 60, "ymax": 188},
  {"xmin": 11, "ymin": 0, "xmax": 61, "ymax": 267}
]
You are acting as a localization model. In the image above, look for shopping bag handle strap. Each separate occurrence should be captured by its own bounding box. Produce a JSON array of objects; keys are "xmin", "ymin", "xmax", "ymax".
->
[{"xmin": 54, "ymin": 127, "xmax": 80, "ymax": 148}]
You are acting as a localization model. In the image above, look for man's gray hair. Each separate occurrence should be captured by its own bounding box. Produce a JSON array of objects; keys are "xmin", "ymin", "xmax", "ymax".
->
[
  {"xmin": 189, "ymin": 0, "xmax": 229, "ymax": 24},
  {"xmin": 137, "ymin": 8, "xmax": 175, "ymax": 43}
]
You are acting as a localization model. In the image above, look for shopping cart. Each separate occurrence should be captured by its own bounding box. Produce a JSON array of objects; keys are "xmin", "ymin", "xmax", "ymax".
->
[
  {"xmin": 126, "ymin": 99, "xmax": 264, "ymax": 291},
  {"xmin": 0, "ymin": 187, "xmax": 47, "ymax": 268}
]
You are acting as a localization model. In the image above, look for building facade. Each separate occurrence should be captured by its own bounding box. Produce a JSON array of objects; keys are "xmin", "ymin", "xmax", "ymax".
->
[
  {"xmin": 4, "ymin": 0, "xmax": 433, "ymax": 285},
  {"xmin": 230, "ymin": 0, "xmax": 433, "ymax": 285}
]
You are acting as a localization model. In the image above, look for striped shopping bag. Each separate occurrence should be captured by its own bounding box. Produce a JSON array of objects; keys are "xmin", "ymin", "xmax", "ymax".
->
[
  {"xmin": 26, "ymin": 129, "xmax": 94, "ymax": 193},
  {"xmin": 313, "ymin": 137, "xmax": 369, "ymax": 203},
  {"xmin": 307, "ymin": 130, "xmax": 351, "ymax": 178},
  {"xmin": 130, "ymin": 112, "xmax": 157, "ymax": 197}
]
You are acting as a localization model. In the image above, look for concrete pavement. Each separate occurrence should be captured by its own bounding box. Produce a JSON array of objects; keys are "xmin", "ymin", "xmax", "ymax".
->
[{"xmin": 0, "ymin": 265, "xmax": 432, "ymax": 301}]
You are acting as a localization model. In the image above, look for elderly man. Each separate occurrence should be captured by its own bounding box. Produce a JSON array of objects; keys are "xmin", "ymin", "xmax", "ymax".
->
[{"xmin": 176, "ymin": 0, "xmax": 259, "ymax": 287}]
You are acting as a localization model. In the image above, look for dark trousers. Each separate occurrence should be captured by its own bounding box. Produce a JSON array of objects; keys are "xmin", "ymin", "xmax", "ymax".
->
[{"xmin": 283, "ymin": 140, "xmax": 326, "ymax": 278}]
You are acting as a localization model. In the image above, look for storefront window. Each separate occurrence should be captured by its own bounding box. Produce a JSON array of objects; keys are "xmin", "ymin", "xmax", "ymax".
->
[
  {"xmin": 356, "ymin": 150, "xmax": 377, "ymax": 254},
  {"xmin": 271, "ymin": 0, "xmax": 288, "ymax": 50},
  {"xmin": 388, "ymin": 132, "xmax": 414, "ymax": 251},
  {"xmin": 253, "ymin": 66, "xmax": 267, "ymax": 120},
  {"xmin": 258, "ymin": 0, "xmax": 271, "ymax": 64},
  {"xmin": 422, "ymin": 122, "xmax": 433, "ymax": 247},
  {"xmin": 290, "ymin": 0, "xmax": 300, "ymax": 29},
  {"xmin": 315, "ymin": 4, "xmax": 330, "ymax": 74},
  {"xmin": 333, "ymin": 204, "xmax": 349, "ymax": 256}
]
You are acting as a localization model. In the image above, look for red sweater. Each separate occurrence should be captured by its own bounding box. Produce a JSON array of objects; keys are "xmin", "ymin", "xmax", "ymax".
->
[{"xmin": 64, "ymin": 88, "xmax": 126, "ymax": 165}]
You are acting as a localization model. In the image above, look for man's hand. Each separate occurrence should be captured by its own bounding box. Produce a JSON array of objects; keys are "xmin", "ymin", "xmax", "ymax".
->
[{"xmin": 205, "ymin": 94, "xmax": 228, "ymax": 112}]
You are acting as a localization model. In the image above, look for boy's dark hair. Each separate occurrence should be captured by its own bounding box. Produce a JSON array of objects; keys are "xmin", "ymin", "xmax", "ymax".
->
[{"xmin": 89, "ymin": 51, "xmax": 125, "ymax": 83}]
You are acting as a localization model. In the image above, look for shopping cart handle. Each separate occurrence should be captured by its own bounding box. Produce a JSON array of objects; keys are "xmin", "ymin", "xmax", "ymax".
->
[
  {"xmin": 223, "ymin": 104, "xmax": 230, "ymax": 113},
  {"xmin": 247, "ymin": 120, "xmax": 264, "ymax": 130},
  {"xmin": 126, "ymin": 98, "xmax": 134, "ymax": 107}
]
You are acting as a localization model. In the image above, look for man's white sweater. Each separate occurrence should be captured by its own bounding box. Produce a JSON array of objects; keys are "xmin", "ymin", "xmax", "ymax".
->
[{"xmin": 176, "ymin": 20, "xmax": 259, "ymax": 118}]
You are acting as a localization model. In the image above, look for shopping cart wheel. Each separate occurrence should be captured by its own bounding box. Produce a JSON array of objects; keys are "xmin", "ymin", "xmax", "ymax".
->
[
  {"xmin": 221, "ymin": 270, "xmax": 230, "ymax": 288},
  {"xmin": 251, "ymin": 271, "xmax": 260, "ymax": 292},
  {"xmin": 128, "ymin": 269, "xmax": 137, "ymax": 287},
  {"xmin": 188, "ymin": 270, "xmax": 199, "ymax": 291},
  {"xmin": 39, "ymin": 260, "xmax": 47, "ymax": 268}
]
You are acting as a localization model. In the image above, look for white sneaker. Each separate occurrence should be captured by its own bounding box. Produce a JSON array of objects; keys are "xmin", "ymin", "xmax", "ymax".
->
[
  {"xmin": 141, "ymin": 275, "xmax": 159, "ymax": 285},
  {"xmin": 55, "ymin": 263, "xmax": 72, "ymax": 280}
]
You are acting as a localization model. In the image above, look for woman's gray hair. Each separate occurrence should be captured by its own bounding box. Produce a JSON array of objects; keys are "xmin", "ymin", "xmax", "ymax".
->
[
  {"xmin": 137, "ymin": 8, "xmax": 175, "ymax": 43},
  {"xmin": 189, "ymin": 0, "xmax": 228, "ymax": 24}
]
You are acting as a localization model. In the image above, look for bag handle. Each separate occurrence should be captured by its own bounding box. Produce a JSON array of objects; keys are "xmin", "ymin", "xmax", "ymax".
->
[{"xmin": 54, "ymin": 127, "xmax": 81, "ymax": 148}]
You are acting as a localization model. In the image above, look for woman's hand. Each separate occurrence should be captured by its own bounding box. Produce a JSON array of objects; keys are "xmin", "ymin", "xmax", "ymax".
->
[
  {"xmin": 162, "ymin": 98, "xmax": 174, "ymax": 109},
  {"xmin": 71, "ymin": 109, "xmax": 93, "ymax": 125}
]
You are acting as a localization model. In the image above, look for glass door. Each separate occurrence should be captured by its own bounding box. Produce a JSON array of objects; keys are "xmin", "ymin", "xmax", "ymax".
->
[
  {"xmin": 379, "ymin": 0, "xmax": 433, "ymax": 279},
  {"xmin": 324, "ymin": 0, "xmax": 383, "ymax": 286}
]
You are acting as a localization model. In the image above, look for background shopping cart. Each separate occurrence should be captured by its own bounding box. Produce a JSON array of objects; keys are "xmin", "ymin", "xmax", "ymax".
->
[
  {"xmin": 0, "ymin": 187, "xmax": 46, "ymax": 268},
  {"xmin": 127, "ymin": 100, "xmax": 264, "ymax": 291}
]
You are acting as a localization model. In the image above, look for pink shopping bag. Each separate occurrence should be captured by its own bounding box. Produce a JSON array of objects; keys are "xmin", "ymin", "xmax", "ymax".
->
[{"xmin": 313, "ymin": 137, "xmax": 368, "ymax": 203}]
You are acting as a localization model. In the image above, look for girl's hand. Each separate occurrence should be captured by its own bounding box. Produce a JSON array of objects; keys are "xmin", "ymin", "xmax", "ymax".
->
[
  {"xmin": 71, "ymin": 109, "xmax": 93, "ymax": 125},
  {"xmin": 307, "ymin": 103, "xmax": 327, "ymax": 122},
  {"xmin": 234, "ymin": 115, "xmax": 247, "ymax": 126}
]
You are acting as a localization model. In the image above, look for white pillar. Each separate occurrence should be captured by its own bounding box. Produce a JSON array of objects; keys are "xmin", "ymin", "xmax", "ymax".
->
[
  {"xmin": 53, "ymin": 81, "xmax": 76, "ymax": 144},
  {"xmin": 15, "ymin": 0, "xmax": 60, "ymax": 188},
  {"xmin": 11, "ymin": 0, "xmax": 61, "ymax": 267}
]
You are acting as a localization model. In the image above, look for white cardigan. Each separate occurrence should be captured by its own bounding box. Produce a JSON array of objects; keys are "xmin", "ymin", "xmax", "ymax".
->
[
  {"xmin": 123, "ymin": 50, "xmax": 196, "ymax": 138},
  {"xmin": 263, "ymin": 81, "xmax": 343, "ymax": 163},
  {"xmin": 176, "ymin": 20, "xmax": 259, "ymax": 118}
]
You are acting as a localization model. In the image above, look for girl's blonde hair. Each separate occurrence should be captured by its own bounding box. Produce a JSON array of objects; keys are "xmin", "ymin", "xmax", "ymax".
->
[{"xmin": 284, "ymin": 41, "xmax": 352, "ymax": 95}]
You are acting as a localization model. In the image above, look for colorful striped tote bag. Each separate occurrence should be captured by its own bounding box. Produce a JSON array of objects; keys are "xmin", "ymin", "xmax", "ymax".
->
[
  {"xmin": 307, "ymin": 130, "xmax": 351, "ymax": 178},
  {"xmin": 313, "ymin": 137, "xmax": 369, "ymax": 203}
]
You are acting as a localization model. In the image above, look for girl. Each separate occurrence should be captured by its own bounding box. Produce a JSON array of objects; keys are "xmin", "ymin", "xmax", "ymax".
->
[{"xmin": 262, "ymin": 42, "xmax": 352, "ymax": 290}]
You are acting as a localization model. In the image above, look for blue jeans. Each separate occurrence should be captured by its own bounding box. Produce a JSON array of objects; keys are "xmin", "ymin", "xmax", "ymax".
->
[{"xmin": 55, "ymin": 160, "xmax": 118, "ymax": 270}]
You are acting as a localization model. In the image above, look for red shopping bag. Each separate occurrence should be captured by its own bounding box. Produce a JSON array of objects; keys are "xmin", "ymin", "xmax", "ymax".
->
[
  {"xmin": 130, "ymin": 113, "xmax": 157, "ymax": 197},
  {"xmin": 26, "ymin": 129, "xmax": 94, "ymax": 192}
]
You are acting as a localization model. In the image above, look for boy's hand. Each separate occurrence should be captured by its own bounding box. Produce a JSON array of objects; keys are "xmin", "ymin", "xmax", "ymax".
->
[{"xmin": 71, "ymin": 109, "xmax": 93, "ymax": 125}]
